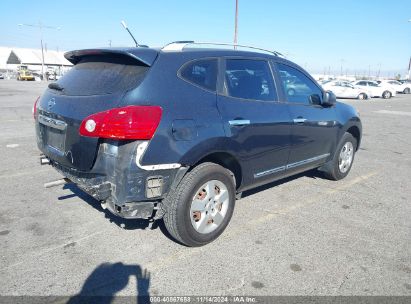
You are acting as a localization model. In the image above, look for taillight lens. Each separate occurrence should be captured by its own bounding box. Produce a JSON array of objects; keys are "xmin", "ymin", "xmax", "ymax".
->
[
  {"xmin": 79, "ymin": 106, "xmax": 162, "ymax": 140},
  {"xmin": 33, "ymin": 96, "xmax": 40, "ymax": 119}
]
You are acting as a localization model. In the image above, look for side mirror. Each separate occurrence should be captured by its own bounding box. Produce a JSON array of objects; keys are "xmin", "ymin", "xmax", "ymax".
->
[
  {"xmin": 322, "ymin": 91, "xmax": 336, "ymax": 106},
  {"xmin": 309, "ymin": 94, "xmax": 322, "ymax": 105}
]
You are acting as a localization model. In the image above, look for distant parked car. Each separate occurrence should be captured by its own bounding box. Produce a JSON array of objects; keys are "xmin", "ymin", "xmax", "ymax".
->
[
  {"xmin": 0, "ymin": 73, "xmax": 4, "ymax": 79},
  {"xmin": 322, "ymin": 80, "xmax": 370, "ymax": 100},
  {"xmin": 352, "ymin": 80, "xmax": 395, "ymax": 99},
  {"xmin": 32, "ymin": 72, "xmax": 43, "ymax": 81},
  {"xmin": 379, "ymin": 80, "xmax": 410, "ymax": 94}
]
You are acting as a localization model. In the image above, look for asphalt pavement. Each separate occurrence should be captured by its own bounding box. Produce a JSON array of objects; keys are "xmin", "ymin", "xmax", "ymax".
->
[{"xmin": 0, "ymin": 80, "xmax": 410, "ymax": 298}]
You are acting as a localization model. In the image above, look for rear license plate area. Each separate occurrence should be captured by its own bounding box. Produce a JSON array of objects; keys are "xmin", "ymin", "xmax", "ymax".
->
[
  {"xmin": 38, "ymin": 114, "xmax": 67, "ymax": 152},
  {"xmin": 45, "ymin": 127, "xmax": 66, "ymax": 152}
]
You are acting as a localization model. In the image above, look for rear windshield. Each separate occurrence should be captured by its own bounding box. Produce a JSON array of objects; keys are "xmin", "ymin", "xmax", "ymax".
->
[{"xmin": 54, "ymin": 55, "xmax": 149, "ymax": 96}]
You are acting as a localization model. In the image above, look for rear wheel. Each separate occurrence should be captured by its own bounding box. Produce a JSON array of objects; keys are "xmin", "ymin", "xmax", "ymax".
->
[
  {"xmin": 357, "ymin": 93, "xmax": 366, "ymax": 100},
  {"xmin": 163, "ymin": 162, "xmax": 236, "ymax": 247},
  {"xmin": 322, "ymin": 132, "xmax": 357, "ymax": 181},
  {"xmin": 404, "ymin": 88, "xmax": 410, "ymax": 94},
  {"xmin": 382, "ymin": 91, "xmax": 392, "ymax": 99}
]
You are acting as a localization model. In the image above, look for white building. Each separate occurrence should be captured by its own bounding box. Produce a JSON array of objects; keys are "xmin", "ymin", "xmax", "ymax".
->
[{"xmin": 0, "ymin": 46, "xmax": 72, "ymax": 75}]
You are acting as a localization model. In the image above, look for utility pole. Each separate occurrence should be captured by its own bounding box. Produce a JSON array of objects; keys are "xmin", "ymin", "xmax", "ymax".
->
[
  {"xmin": 234, "ymin": 0, "xmax": 239, "ymax": 49},
  {"xmin": 18, "ymin": 22, "xmax": 61, "ymax": 81},
  {"xmin": 377, "ymin": 63, "xmax": 381, "ymax": 79}
]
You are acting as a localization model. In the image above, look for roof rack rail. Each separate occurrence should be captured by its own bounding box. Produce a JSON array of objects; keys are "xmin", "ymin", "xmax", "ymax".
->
[{"xmin": 162, "ymin": 41, "xmax": 284, "ymax": 57}]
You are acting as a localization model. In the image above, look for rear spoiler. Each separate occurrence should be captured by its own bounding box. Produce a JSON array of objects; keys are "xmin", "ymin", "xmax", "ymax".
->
[{"xmin": 64, "ymin": 47, "xmax": 159, "ymax": 67}]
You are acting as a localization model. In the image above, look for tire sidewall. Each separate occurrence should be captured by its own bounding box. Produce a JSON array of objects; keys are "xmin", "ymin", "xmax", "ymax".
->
[
  {"xmin": 382, "ymin": 91, "xmax": 391, "ymax": 99},
  {"xmin": 176, "ymin": 166, "xmax": 235, "ymax": 246},
  {"xmin": 333, "ymin": 133, "xmax": 357, "ymax": 180}
]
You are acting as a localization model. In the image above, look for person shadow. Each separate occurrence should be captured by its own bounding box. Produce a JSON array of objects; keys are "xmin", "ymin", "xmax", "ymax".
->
[{"xmin": 67, "ymin": 262, "xmax": 150, "ymax": 304}]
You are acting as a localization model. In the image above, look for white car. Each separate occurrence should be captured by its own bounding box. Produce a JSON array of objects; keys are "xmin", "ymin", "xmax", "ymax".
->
[
  {"xmin": 379, "ymin": 80, "xmax": 410, "ymax": 94},
  {"xmin": 352, "ymin": 80, "xmax": 396, "ymax": 99},
  {"xmin": 322, "ymin": 80, "xmax": 370, "ymax": 100}
]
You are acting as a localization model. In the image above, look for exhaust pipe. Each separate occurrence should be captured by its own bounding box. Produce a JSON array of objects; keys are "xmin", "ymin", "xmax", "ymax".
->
[{"xmin": 44, "ymin": 178, "xmax": 71, "ymax": 188}]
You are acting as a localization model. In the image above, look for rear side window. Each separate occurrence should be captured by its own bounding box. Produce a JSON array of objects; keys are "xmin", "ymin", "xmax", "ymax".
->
[
  {"xmin": 180, "ymin": 59, "xmax": 218, "ymax": 91},
  {"xmin": 225, "ymin": 59, "xmax": 276, "ymax": 101},
  {"xmin": 55, "ymin": 56, "xmax": 149, "ymax": 96}
]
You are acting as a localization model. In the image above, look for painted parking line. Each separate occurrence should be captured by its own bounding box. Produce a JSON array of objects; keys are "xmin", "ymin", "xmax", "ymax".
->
[
  {"xmin": 145, "ymin": 171, "xmax": 379, "ymax": 271},
  {"xmin": 0, "ymin": 171, "xmax": 378, "ymax": 275},
  {"xmin": 374, "ymin": 110, "xmax": 411, "ymax": 117},
  {"xmin": 244, "ymin": 171, "xmax": 378, "ymax": 228}
]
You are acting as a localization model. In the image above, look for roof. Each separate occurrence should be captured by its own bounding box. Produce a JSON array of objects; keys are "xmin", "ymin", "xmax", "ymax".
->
[
  {"xmin": 64, "ymin": 42, "xmax": 285, "ymax": 67},
  {"xmin": 5, "ymin": 47, "xmax": 72, "ymax": 66}
]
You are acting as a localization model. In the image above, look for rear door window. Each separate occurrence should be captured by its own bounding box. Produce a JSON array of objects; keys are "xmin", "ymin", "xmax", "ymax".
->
[
  {"xmin": 180, "ymin": 59, "xmax": 218, "ymax": 91},
  {"xmin": 54, "ymin": 56, "xmax": 149, "ymax": 96},
  {"xmin": 224, "ymin": 59, "xmax": 276, "ymax": 101}
]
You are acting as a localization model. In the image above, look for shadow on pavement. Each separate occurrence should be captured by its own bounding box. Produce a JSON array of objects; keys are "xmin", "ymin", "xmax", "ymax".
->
[
  {"xmin": 67, "ymin": 262, "xmax": 150, "ymax": 304},
  {"xmin": 60, "ymin": 183, "xmax": 159, "ymax": 231},
  {"xmin": 242, "ymin": 168, "xmax": 324, "ymax": 198}
]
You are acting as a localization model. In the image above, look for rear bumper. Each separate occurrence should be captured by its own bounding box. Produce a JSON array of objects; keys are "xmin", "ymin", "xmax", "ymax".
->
[{"xmin": 40, "ymin": 140, "xmax": 188, "ymax": 219}]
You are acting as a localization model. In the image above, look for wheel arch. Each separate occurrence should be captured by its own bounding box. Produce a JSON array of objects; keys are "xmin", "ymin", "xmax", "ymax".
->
[
  {"xmin": 193, "ymin": 152, "xmax": 242, "ymax": 189},
  {"xmin": 346, "ymin": 125, "xmax": 361, "ymax": 151}
]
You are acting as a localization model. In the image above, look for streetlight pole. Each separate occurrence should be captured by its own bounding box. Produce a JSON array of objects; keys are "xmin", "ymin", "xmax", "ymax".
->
[
  {"xmin": 18, "ymin": 22, "xmax": 61, "ymax": 81},
  {"xmin": 234, "ymin": 0, "xmax": 239, "ymax": 49}
]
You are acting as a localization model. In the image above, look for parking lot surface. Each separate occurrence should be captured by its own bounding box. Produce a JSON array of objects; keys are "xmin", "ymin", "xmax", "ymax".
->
[{"xmin": 0, "ymin": 80, "xmax": 410, "ymax": 297}]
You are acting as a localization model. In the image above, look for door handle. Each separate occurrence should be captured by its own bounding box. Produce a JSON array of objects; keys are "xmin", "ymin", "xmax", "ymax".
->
[
  {"xmin": 229, "ymin": 119, "xmax": 250, "ymax": 126},
  {"xmin": 293, "ymin": 118, "xmax": 307, "ymax": 124}
]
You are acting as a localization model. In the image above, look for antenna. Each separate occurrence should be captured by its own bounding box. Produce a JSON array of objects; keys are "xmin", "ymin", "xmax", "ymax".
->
[{"xmin": 121, "ymin": 20, "xmax": 139, "ymax": 47}]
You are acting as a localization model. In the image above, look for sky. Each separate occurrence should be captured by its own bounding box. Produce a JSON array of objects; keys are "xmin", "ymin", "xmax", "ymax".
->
[{"xmin": 1, "ymin": 0, "xmax": 410, "ymax": 77}]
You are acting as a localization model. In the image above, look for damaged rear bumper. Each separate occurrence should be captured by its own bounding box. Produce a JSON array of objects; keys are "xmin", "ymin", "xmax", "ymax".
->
[{"xmin": 40, "ymin": 140, "xmax": 188, "ymax": 219}]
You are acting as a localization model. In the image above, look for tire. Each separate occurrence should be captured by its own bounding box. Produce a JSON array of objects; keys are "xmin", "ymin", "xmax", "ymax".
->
[
  {"xmin": 382, "ymin": 91, "xmax": 392, "ymax": 99},
  {"xmin": 404, "ymin": 88, "xmax": 410, "ymax": 94},
  {"xmin": 357, "ymin": 93, "xmax": 366, "ymax": 100},
  {"xmin": 163, "ymin": 162, "xmax": 236, "ymax": 247},
  {"xmin": 287, "ymin": 88, "xmax": 296, "ymax": 96},
  {"xmin": 322, "ymin": 132, "xmax": 357, "ymax": 181}
]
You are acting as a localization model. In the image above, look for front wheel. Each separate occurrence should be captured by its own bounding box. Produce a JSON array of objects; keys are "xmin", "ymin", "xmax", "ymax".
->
[
  {"xmin": 382, "ymin": 91, "xmax": 392, "ymax": 99},
  {"xmin": 357, "ymin": 93, "xmax": 366, "ymax": 100},
  {"xmin": 321, "ymin": 132, "xmax": 357, "ymax": 181},
  {"xmin": 163, "ymin": 162, "xmax": 236, "ymax": 247},
  {"xmin": 404, "ymin": 88, "xmax": 410, "ymax": 94}
]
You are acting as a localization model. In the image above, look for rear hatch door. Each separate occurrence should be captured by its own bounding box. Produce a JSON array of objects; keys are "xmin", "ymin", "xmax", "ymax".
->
[{"xmin": 36, "ymin": 49, "xmax": 157, "ymax": 171}]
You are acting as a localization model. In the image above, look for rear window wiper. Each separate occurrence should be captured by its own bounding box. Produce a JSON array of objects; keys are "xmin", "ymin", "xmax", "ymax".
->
[{"xmin": 48, "ymin": 82, "xmax": 64, "ymax": 91}]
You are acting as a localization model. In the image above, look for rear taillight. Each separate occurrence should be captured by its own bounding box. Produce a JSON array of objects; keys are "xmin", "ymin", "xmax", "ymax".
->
[
  {"xmin": 33, "ymin": 96, "xmax": 40, "ymax": 119},
  {"xmin": 79, "ymin": 106, "xmax": 162, "ymax": 140}
]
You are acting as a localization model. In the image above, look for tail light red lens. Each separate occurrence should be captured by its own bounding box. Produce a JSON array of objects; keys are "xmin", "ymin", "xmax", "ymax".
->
[
  {"xmin": 79, "ymin": 106, "xmax": 162, "ymax": 140},
  {"xmin": 33, "ymin": 96, "xmax": 40, "ymax": 119}
]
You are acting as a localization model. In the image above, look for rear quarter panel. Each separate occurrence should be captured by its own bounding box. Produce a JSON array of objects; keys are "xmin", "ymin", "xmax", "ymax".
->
[{"xmin": 122, "ymin": 52, "xmax": 226, "ymax": 166}]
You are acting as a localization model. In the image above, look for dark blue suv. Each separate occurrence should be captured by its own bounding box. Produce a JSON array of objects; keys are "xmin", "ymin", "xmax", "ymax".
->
[{"xmin": 34, "ymin": 42, "xmax": 362, "ymax": 246}]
